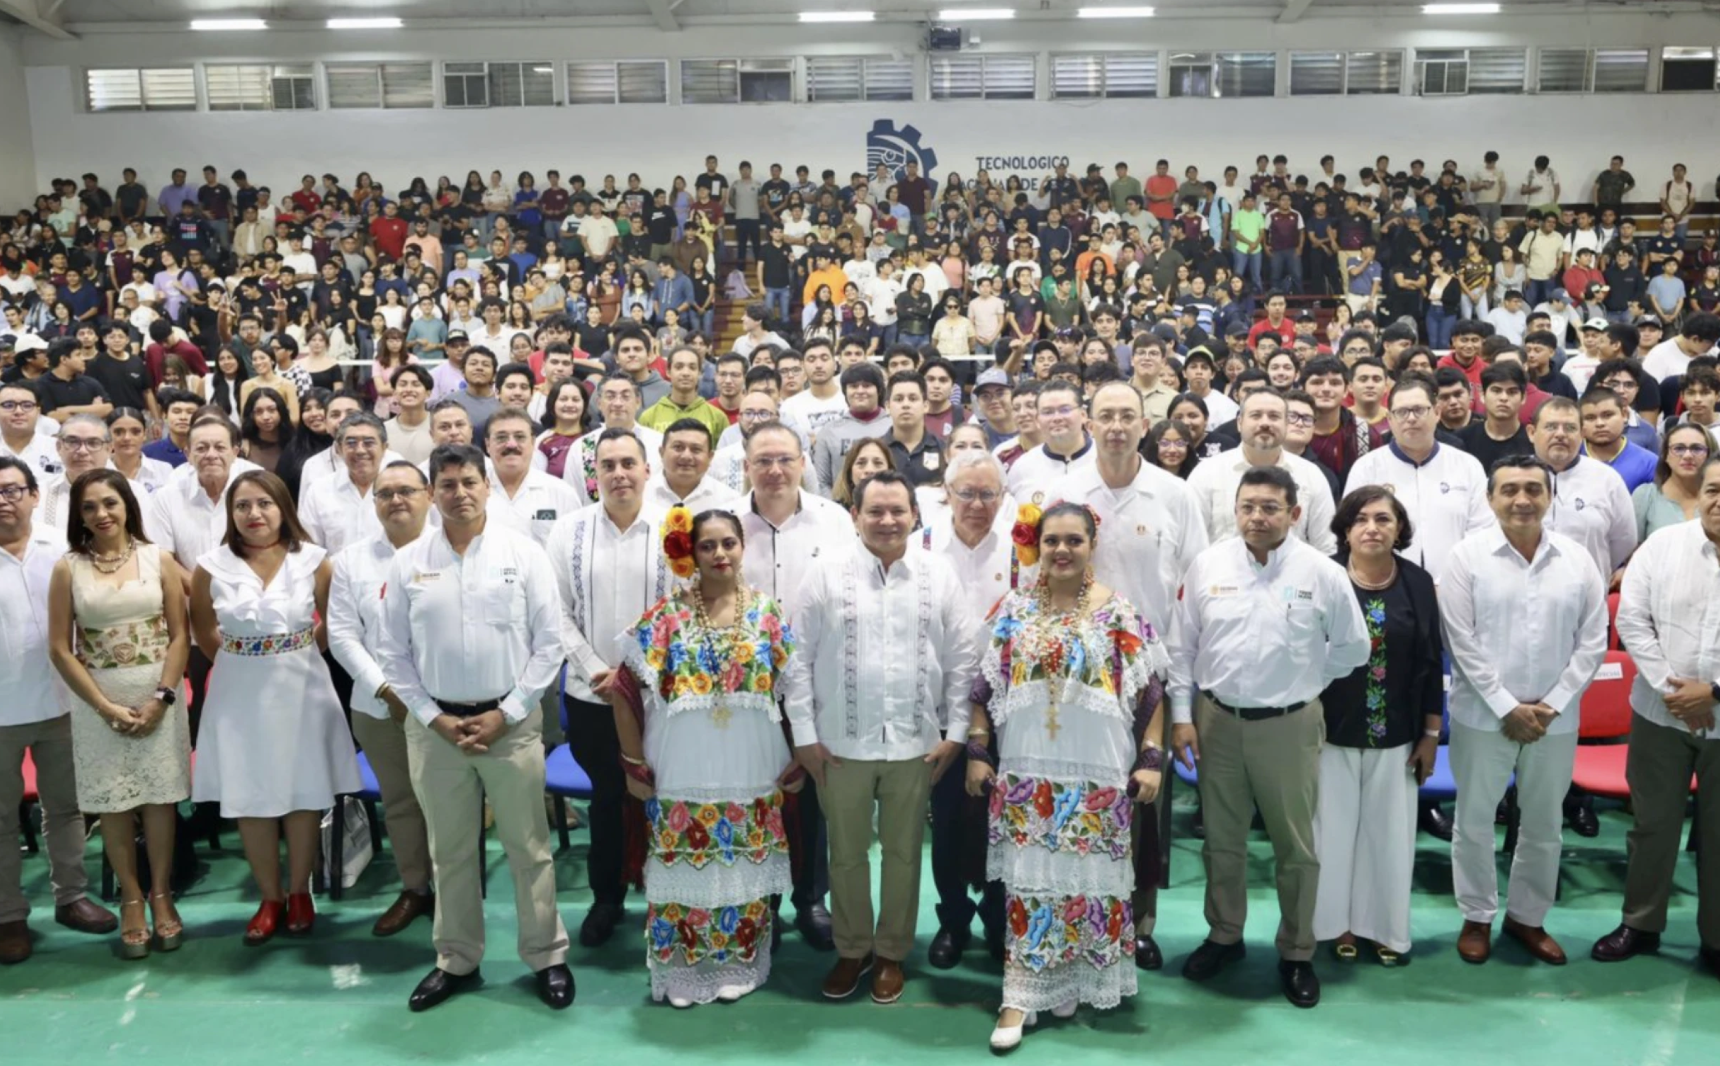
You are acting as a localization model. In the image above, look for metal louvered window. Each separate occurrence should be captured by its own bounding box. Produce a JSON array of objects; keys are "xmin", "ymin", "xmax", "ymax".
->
[
  {"xmin": 806, "ymin": 56, "xmax": 914, "ymax": 102},
  {"xmin": 1538, "ymin": 48, "xmax": 1647, "ymax": 93},
  {"xmin": 489, "ymin": 62, "xmax": 557, "ymax": 107},
  {"xmin": 325, "ymin": 62, "xmax": 434, "ymax": 109},
  {"xmin": 566, "ymin": 60, "xmax": 667, "ymax": 104},
  {"xmin": 1289, "ymin": 52, "xmax": 1343, "ymax": 95},
  {"xmin": 1346, "ymin": 50, "xmax": 1402, "ymax": 94},
  {"xmin": 206, "ymin": 65, "xmax": 315, "ymax": 111},
  {"xmin": 1216, "ymin": 52, "xmax": 1276, "ymax": 98},
  {"xmin": 85, "ymin": 68, "xmax": 197, "ymax": 112},
  {"xmin": 1660, "ymin": 47, "xmax": 1718, "ymax": 92},
  {"xmin": 681, "ymin": 60, "xmax": 739, "ymax": 103},
  {"xmin": 1051, "ymin": 53, "xmax": 1158, "ymax": 99},
  {"xmin": 1466, "ymin": 48, "xmax": 1527, "ymax": 94},
  {"xmin": 929, "ymin": 54, "xmax": 1035, "ymax": 100}
]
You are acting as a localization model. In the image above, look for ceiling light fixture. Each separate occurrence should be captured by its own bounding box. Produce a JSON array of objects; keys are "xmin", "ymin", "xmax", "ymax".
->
[
  {"xmin": 1076, "ymin": 6, "xmax": 1156, "ymax": 17},
  {"xmin": 327, "ymin": 17, "xmax": 405, "ymax": 29},
  {"xmin": 190, "ymin": 18, "xmax": 267, "ymax": 30}
]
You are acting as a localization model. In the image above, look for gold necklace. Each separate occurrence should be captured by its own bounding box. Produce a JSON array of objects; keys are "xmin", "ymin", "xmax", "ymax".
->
[
  {"xmin": 689, "ymin": 578, "xmax": 754, "ymax": 728},
  {"xmin": 90, "ymin": 539, "xmax": 135, "ymax": 575},
  {"xmin": 1024, "ymin": 570, "xmax": 1094, "ymax": 740}
]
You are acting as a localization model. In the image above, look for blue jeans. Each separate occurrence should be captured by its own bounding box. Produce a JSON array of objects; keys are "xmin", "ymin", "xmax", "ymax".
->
[
  {"xmin": 1426, "ymin": 307, "xmax": 1457, "ymax": 349},
  {"xmin": 764, "ymin": 287, "xmax": 792, "ymax": 325},
  {"xmin": 899, "ymin": 332, "xmax": 930, "ymax": 350},
  {"xmin": 877, "ymin": 323, "xmax": 898, "ymax": 348},
  {"xmin": 1269, "ymin": 249, "xmax": 1303, "ymax": 294},
  {"xmin": 1525, "ymin": 277, "xmax": 1554, "ymax": 307},
  {"xmin": 1232, "ymin": 249, "xmax": 1263, "ymax": 292},
  {"xmin": 691, "ymin": 308, "xmax": 715, "ymax": 337}
]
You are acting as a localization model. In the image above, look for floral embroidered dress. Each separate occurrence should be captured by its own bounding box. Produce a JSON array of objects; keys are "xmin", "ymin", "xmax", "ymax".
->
[
  {"xmin": 974, "ymin": 590, "xmax": 1168, "ymax": 1013},
  {"xmin": 614, "ymin": 588, "xmax": 799, "ymax": 1005}
]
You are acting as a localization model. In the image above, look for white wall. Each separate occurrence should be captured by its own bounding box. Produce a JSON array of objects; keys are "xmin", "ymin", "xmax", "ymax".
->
[
  {"xmin": 19, "ymin": 13, "xmax": 1720, "ymax": 205},
  {"xmin": 0, "ymin": 29, "xmax": 39, "ymax": 207}
]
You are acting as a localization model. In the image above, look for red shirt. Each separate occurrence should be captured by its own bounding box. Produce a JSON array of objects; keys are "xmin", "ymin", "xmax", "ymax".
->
[
  {"xmin": 1145, "ymin": 175, "xmax": 1179, "ymax": 221},
  {"xmin": 370, "ymin": 217, "xmax": 409, "ymax": 262},
  {"xmin": 145, "ymin": 339, "xmax": 209, "ymax": 385},
  {"xmin": 1247, "ymin": 315, "xmax": 1295, "ymax": 349},
  {"xmin": 289, "ymin": 189, "xmax": 322, "ymax": 214},
  {"xmin": 1437, "ymin": 352, "xmax": 1486, "ymax": 410}
]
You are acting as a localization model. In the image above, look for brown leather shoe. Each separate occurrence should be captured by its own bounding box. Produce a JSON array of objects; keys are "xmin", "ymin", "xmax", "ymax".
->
[
  {"xmin": 1503, "ymin": 916, "xmax": 1567, "ymax": 965},
  {"xmin": 0, "ymin": 920, "xmax": 30, "ymax": 964},
  {"xmin": 372, "ymin": 891, "xmax": 435, "ymax": 937},
  {"xmin": 1591, "ymin": 924, "xmax": 1660, "ymax": 962},
  {"xmin": 1457, "ymin": 920, "xmax": 1492, "ymax": 964},
  {"xmin": 820, "ymin": 952, "xmax": 874, "ymax": 999},
  {"xmin": 55, "ymin": 898, "xmax": 118, "ymax": 935},
  {"xmin": 871, "ymin": 957, "xmax": 905, "ymax": 1004}
]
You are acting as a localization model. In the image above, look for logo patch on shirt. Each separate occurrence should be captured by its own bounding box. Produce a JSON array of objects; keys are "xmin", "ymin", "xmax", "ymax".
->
[
  {"xmin": 1283, "ymin": 586, "xmax": 1314, "ymax": 602},
  {"xmin": 1574, "ymin": 498, "xmax": 1587, "ymax": 511},
  {"xmin": 413, "ymin": 570, "xmax": 442, "ymax": 584},
  {"xmin": 1439, "ymin": 481, "xmax": 1451, "ymax": 494},
  {"xmin": 534, "ymin": 509, "xmax": 557, "ymax": 521},
  {"xmin": 1209, "ymin": 584, "xmax": 1238, "ymax": 597}
]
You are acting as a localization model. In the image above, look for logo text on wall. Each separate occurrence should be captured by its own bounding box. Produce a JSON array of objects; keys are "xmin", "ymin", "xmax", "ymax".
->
[{"xmin": 866, "ymin": 120, "xmax": 1069, "ymax": 190}]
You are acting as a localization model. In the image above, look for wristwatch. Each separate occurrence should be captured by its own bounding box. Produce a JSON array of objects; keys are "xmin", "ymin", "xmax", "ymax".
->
[
  {"xmin": 154, "ymin": 686, "xmax": 178, "ymax": 707},
  {"xmin": 1709, "ymin": 682, "xmax": 1719, "ymax": 706}
]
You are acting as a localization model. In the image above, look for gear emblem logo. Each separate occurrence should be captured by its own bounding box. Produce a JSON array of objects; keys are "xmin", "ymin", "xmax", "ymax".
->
[{"xmin": 866, "ymin": 119, "xmax": 939, "ymax": 183}]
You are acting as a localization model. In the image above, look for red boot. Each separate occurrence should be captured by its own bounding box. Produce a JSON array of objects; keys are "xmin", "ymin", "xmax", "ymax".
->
[
  {"xmin": 285, "ymin": 893, "xmax": 316, "ymax": 937},
  {"xmin": 244, "ymin": 900, "xmax": 284, "ymax": 946}
]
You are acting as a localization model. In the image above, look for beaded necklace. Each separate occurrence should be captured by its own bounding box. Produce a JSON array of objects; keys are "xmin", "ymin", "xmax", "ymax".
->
[
  {"xmin": 1018, "ymin": 569, "xmax": 1094, "ymax": 740},
  {"xmin": 688, "ymin": 578, "xmax": 755, "ymax": 728}
]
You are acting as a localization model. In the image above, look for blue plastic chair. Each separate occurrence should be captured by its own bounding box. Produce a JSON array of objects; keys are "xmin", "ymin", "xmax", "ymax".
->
[{"xmin": 548, "ymin": 666, "xmax": 597, "ymax": 850}]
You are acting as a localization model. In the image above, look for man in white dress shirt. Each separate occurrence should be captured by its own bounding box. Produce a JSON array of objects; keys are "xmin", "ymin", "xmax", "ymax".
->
[
  {"xmin": 300, "ymin": 412, "xmax": 390, "ymax": 556},
  {"xmin": 35, "ymin": 413, "xmax": 112, "ymax": 531},
  {"xmin": 0, "ymin": 384, "xmax": 62, "ymax": 480},
  {"xmin": 712, "ymin": 391, "xmax": 818, "ymax": 496},
  {"xmin": 1592, "ymin": 461, "xmax": 1720, "ymax": 976},
  {"xmin": 379, "ymin": 443, "xmax": 574, "ymax": 1013},
  {"xmin": 1169, "ymin": 465, "xmax": 1369, "ymax": 1008},
  {"xmin": 1006, "ymin": 379, "xmax": 1096, "ymax": 506},
  {"xmin": 484, "ymin": 407, "xmax": 580, "ymax": 546},
  {"xmin": 738, "ymin": 421, "xmax": 854, "ymax": 949},
  {"xmin": 1440, "ymin": 455, "xmax": 1607, "ymax": 967},
  {"xmin": 1065, "ymin": 380, "xmax": 1208, "ymax": 970},
  {"xmin": 0, "ymin": 457, "xmax": 118, "ymax": 963},
  {"xmin": 544, "ymin": 429, "xmax": 670, "ymax": 948},
  {"xmin": 327, "ymin": 461, "xmax": 436, "ymax": 938},
  {"xmin": 1343, "ymin": 375, "xmax": 1494, "ymax": 582},
  {"xmin": 561, "ymin": 375, "xmax": 664, "ymax": 507},
  {"xmin": 1187, "ymin": 390, "xmax": 1338, "ymax": 554},
  {"xmin": 919, "ymin": 451, "xmax": 1019, "ymax": 972},
  {"xmin": 644, "ymin": 417, "xmax": 740, "ymax": 513},
  {"xmin": 788, "ymin": 470, "xmax": 982, "ymax": 1006},
  {"xmin": 1528, "ymin": 397, "xmax": 1636, "ymax": 589},
  {"xmin": 301, "ymin": 395, "xmax": 405, "ymax": 494}
]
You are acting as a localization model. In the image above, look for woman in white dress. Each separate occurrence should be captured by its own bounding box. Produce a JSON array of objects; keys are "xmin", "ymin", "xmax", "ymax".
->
[
  {"xmin": 189, "ymin": 470, "xmax": 360, "ymax": 946},
  {"xmin": 46, "ymin": 470, "xmax": 192, "ymax": 960},
  {"xmin": 965, "ymin": 503, "xmax": 1169, "ymax": 1052},
  {"xmin": 605, "ymin": 507, "xmax": 801, "ymax": 1008}
]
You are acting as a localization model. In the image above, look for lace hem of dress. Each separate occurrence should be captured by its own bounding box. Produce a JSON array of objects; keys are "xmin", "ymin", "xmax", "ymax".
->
[
  {"xmin": 985, "ymin": 678, "xmax": 1132, "ymax": 730},
  {"xmin": 1000, "ymin": 756, "xmax": 1130, "ymax": 783},
  {"xmin": 646, "ymin": 857, "xmax": 792, "ymax": 911},
  {"xmin": 648, "ymin": 943, "xmax": 773, "ymax": 1005},
  {"xmin": 1001, "ymin": 959, "xmax": 1138, "ymax": 1013},
  {"xmin": 988, "ymin": 846, "xmax": 1135, "ymax": 897}
]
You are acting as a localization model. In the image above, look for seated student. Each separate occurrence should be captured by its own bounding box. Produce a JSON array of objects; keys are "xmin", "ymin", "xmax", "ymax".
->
[{"xmin": 1578, "ymin": 385, "xmax": 1657, "ymax": 494}]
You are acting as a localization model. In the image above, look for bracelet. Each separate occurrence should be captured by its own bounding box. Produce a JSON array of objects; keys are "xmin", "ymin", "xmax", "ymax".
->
[
  {"xmin": 965, "ymin": 740, "xmax": 998, "ymax": 769},
  {"xmin": 620, "ymin": 751, "xmax": 647, "ymax": 766},
  {"xmin": 621, "ymin": 759, "xmax": 655, "ymax": 787},
  {"xmin": 1423, "ymin": 729, "xmax": 1442, "ymax": 739},
  {"xmin": 1132, "ymin": 746, "xmax": 1164, "ymax": 774}
]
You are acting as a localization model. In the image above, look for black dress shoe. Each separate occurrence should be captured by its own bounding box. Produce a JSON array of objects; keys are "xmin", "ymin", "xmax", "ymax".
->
[
  {"xmin": 1279, "ymin": 960, "xmax": 1321, "ymax": 1008},
  {"xmin": 1700, "ymin": 946, "xmax": 1720, "ymax": 979},
  {"xmin": 1567, "ymin": 803, "xmax": 1600, "ymax": 838},
  {"xmin": 535, "ymin": 963, "xmax": 575, "ymax": 1009},
  {"xmin": 772, "ymin": 915, "xmax": 784, "ymax": 952},
  {"xmin": 1181, "ymin": 939, "xmax": 1245, "ymax": 981},
  {"xmin": 1419, "ymin": 804, "xmax": 1454, "ymax": 842},
  {"xmin": 1190, "ymin": 805, "xmax": 1205, "ymax": 840},
  {"xmin": 1134, "ymin": 934, "xmax": 1163, "ymax": 971},
  {"xmin": 1591, "ymin": 925, "xmax": 1661, "ymax": 962},
  {"xmin": 984, "ymin": 922, "xmax": 1006, "ymax": 963},
  {"xmin": 795, "ymin": 902, "xmax": 835, "ymax": 951},
  {"xmin": 928, "ymin": 926, "xmax": 969, "ymax": 970},
  {"xmin": 579, "ymin": 903, "xmax": 624, "ymax": 948},
  {"xmin": 408, "ymin": 967, "xmax": 481, "ymax": 1012}
]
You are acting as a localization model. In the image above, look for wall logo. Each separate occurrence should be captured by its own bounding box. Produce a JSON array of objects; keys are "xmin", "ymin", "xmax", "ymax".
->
[{"xmin": 866, "ymin": 120, "xmax": 938, "ymax": 183}]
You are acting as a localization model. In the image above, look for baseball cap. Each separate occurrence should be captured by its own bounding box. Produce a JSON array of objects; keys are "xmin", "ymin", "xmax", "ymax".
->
[
  {"xmin": 1635, "ymin": 314, "xmax": 1663, "ymax": 328},
  {"xmin": 974, "ymin": 368, "xmax": 1012, "ymax": 393},
  {"xmin": 1548, "ymin": 288, "xmax": 1570, "ymax": 303},
  {"xmin": 1582, "ymin": 317, "xmax": 1610, "ymax": 332},
  {"xmin": 11, "ymin": 333, "xmax": 47, "ymax": 354},
  {"xmin": 446, "ymin": 329, "xmax": 469, "ymax": 343}
]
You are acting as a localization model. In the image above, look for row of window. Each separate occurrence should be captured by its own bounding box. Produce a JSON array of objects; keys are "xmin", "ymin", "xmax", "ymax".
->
[{"xmin": 81, "ymin": 46, "xmax": 1720, "ymax": 113}]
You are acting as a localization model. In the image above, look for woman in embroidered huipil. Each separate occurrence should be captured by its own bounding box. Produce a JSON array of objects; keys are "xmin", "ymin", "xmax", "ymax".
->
[
  {"xmin": 1315, "ymin": 486, "xmax": 1444, "ymax": 966},
  {"xmin": 47, "ymin": 471, "xmax": 192, "ymax": 959},
  {"xmin": 606, "ymin": 507, "xmax": 801, "ymax": 1008},
  {"xmin": 964, "ymin": 502, "xmax": 1169, "ymax": 1051},
  {"xmin": 189, "ymin": 471, "xmax": 360, "ymax": 947}
]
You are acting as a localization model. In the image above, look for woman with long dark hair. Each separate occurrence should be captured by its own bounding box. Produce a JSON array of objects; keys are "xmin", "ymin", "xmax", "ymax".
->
[{"xmin": 239, "ymin": 388, "xmax": 293, "ymax": 473}]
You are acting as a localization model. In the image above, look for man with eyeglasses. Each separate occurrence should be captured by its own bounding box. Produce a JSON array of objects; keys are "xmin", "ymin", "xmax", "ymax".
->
[
  {"xmin": 560, "ymin": 375, "xmax": 663, "ymax": 508},
  {"xmin": 1170, "ymin": 464, "xmax": 1369, "ymax": 1008},
  {"xmin": 1344, "ymin": 375, "xmax": 1493, "ymax": 582},
  {"xmin": 328, "ymin": 461, "xmax": 437, "ymax": 939},
  {"xmin": 301, "ymin": 412, "xmax": 394, "ymax": 555},
  {"xmin": 1188, "ymin": 390, "xmax": 1338, "ymax": 553},
  {"xmin": 1065, "ymin": 380, "xmax": 1207, "ymax": 971},
  {"xmin": 484, "ymin": 407, "xmax": 580, "ymax": 546},
  {"xmin": 1006, "ymin": 380, "xmax": 1096, "ymax": 507},
  {"xmin": 644, "ymin": 417, "xmax": 737, "ymax": 512},
  {"xmin": 711, "ymin": 390, "xmax": 817, "ymax": 496},
  {"xmin": 37, "ymin": 413, "xmax": 112, "ymax": 530},
  {"xmin": 740, "ymin": 421, "xmax": 855, "ymax": 951},
  {"xmin": 1529, "ymin": 397, "xmax": 1636, "ymax": 591},
  {"xmin": 0, "ymin": 384, "xmax": 61, "ymax": 478},
  {"xmin": 1592, "ymin": 358, "xmax": 1661, "ymax": 453}
]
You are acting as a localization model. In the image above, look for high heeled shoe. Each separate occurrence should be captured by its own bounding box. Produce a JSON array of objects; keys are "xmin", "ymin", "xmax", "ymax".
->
[
  {"xmin": 118, "ymin": 899, "xmax": 150, "ymax": 960},
  {"xmin": 244, "ymin": 900, "xmax": 284, "ymax": 946},
  {"xmin": 284, "ymin": 892, "xmax": 315, "ymax": 937},
  {"xmin": 989, "ymin": 1010, "xmax": 1037, "ymax": 1052},
  {"xmin": 149, "ymin": 892, "xmax": 184, "ymax": 952}
]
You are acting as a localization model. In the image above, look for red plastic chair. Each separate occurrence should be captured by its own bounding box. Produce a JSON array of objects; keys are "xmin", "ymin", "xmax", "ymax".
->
[
  {"xmin": 18, "ymin": 751, "xmax": 39, "ymax": 853},
  {"xmin": 1570, "ymin": 651, "xmax": 1696, "ymax": 798},
  {"xmin": 1605, "ymin": 592, "xmax": 1622, "ymax": 651}
]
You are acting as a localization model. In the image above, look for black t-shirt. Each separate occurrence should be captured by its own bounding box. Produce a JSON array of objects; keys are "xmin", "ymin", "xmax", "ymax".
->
[
  {"xmin": 115, "ymin": 182, "xmax": 149, "ymax": 219},
  {"xmin": 1456, "ymin": 420, "xmax": 1532, "ymax": 472},
  {"xmin": 646, "ymin": 209, "xmax": 676, "ymax": 245},
  {"xmin": 695, "ymin": 172, "xmax": 728, "ymax": 200},
  {"xmin": 35, "ymin": 370, "xmax": 110, "ymax": 416},
  {"xmin": 86, "ymin": 353, "xmax": 153, "ymax": 411},
  {"xmin": 759, "ymin": 243, "xmax": 793, "ymax": 288}
]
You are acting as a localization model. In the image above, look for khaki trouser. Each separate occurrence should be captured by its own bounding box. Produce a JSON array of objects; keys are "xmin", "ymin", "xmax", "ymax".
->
[
  {"xmin": 0, "ymin": 716, "xmax": 89, "ymax": 923},
  {"xmin": 1622, "ymin": 714, "xmax": 1720, "ymax": 949},
  {"xmin": 350, "ymin": 711, "xmax": 432, "ymax": 894},
  {"xmin": 823, "ymin": 756, "xmax": 934, "ymax": 962},
  {"xmin": 406, "ymin": 707, "xmax": 569, "ymax": 976},
  {"xmin": 1194, "ymin": 694, "xmax": 1324, "ymax": 961}
]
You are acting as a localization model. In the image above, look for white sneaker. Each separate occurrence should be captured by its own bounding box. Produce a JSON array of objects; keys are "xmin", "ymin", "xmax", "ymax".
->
[
  {"xmin": 989, "ymin": 1011, "xmax": 1036, "ymax": 1052},
  {"xmin": 668, "ymin": 994, "xmax": 694, "ymax": 1009},
  {"xmin": 715, "ymin": 984, "xmax": 752, "ymax": 1002},
  {"xmin": 1051, "ymin": 998, "xmax": 1078, "ymax": 1019}
]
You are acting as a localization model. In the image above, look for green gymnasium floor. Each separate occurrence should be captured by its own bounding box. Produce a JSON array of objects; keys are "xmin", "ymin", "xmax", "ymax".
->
[{"xmin": 4, "ymin": 798, "xmax": 1716, "ymax": 1066}]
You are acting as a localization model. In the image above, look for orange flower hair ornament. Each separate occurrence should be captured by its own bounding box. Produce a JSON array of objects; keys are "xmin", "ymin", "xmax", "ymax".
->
[
  {"xmin": 662, "ymin": 506, "xmax": 696, "ymax": 578},
  {"xmin": 1011, "ymin": 503, "xmax": 1043, "ymax": 566}
]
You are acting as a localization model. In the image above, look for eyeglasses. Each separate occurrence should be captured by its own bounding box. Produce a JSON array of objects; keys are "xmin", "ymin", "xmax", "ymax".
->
[
  {"xmin": 0, "ymin": 400, "xmax": 38, "ymax": 413},
  {"xmin": 950, "ymin": 489, "xmax": 1002, "ymax": 504},
  {"xmin": 340, "ymin": 437, "xmax": 381, "ymax": 451},
  {"xmin": 373, "ymin": 487, "xmax": 424, "ymax": 503},
  {"xmin": 1670, "ymin": 443, "xmax": 1710, "ymax": 457},
  {"xmin": 1391, "ymin": 404, "xmax": 1432, "ymax": 422},
  {"xmin": 59, "ymin": 436, "xmax": 108, "ymax": 452},
  {"xmin": 0, "ymin": 485, "xmax": 29, "ymax": 502},
  {"xmin": 1285, "ymin": 412, "xmax": 1315, "ymax": 427},
  {"xmin": 739, "ymin": 409, "xmax": 775, "ymax": 422}
]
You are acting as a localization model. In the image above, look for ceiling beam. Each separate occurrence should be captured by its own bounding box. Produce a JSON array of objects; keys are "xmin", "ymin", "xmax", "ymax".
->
[
  {"xmin": 642, "ymin": 0, "xmax": 680, "ymax": 31},
  {"xmin": 0, "ymin": 0, "xmax": 74, "ymax": 38},
  {"xmin": 1276, "ymin": 0, "xmax": 1317, "ymax": 23}
]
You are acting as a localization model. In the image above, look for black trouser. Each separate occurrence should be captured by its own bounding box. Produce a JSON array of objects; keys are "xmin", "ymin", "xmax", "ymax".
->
[
  {"xmin": 564, "ymin": 694, "xmax": 629, "ymax": 906},
  {"xmin": 733, "ymin": 219, "xmax": 762, "ymax": 265},
  {"xmin": 930, "ymin": 747, "xmax": 1003, "ymax": 934},
  {"xmin": 789, "ymin": 774, "xmax": 830, "ymax": 911},
  {"xmin": 186, "ymin": 647, "xmax": 214, "ymax": 745},
  {"xmin": 322, "ymin": 648, "xmax": 353, "ymax": 717}
]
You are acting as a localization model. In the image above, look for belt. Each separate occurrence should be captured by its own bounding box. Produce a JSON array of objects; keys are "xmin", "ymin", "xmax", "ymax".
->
[
  {"xmin": 1209, "ymin": 695, "xmax": 1307, "ymax": 722},
  {"xmin": 219, "ymin": 626, "xmax": 316, "ymax": 657},
  {"xmin": 434, "ymin": 697, "xmax": 506, "ymax": 718}
]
